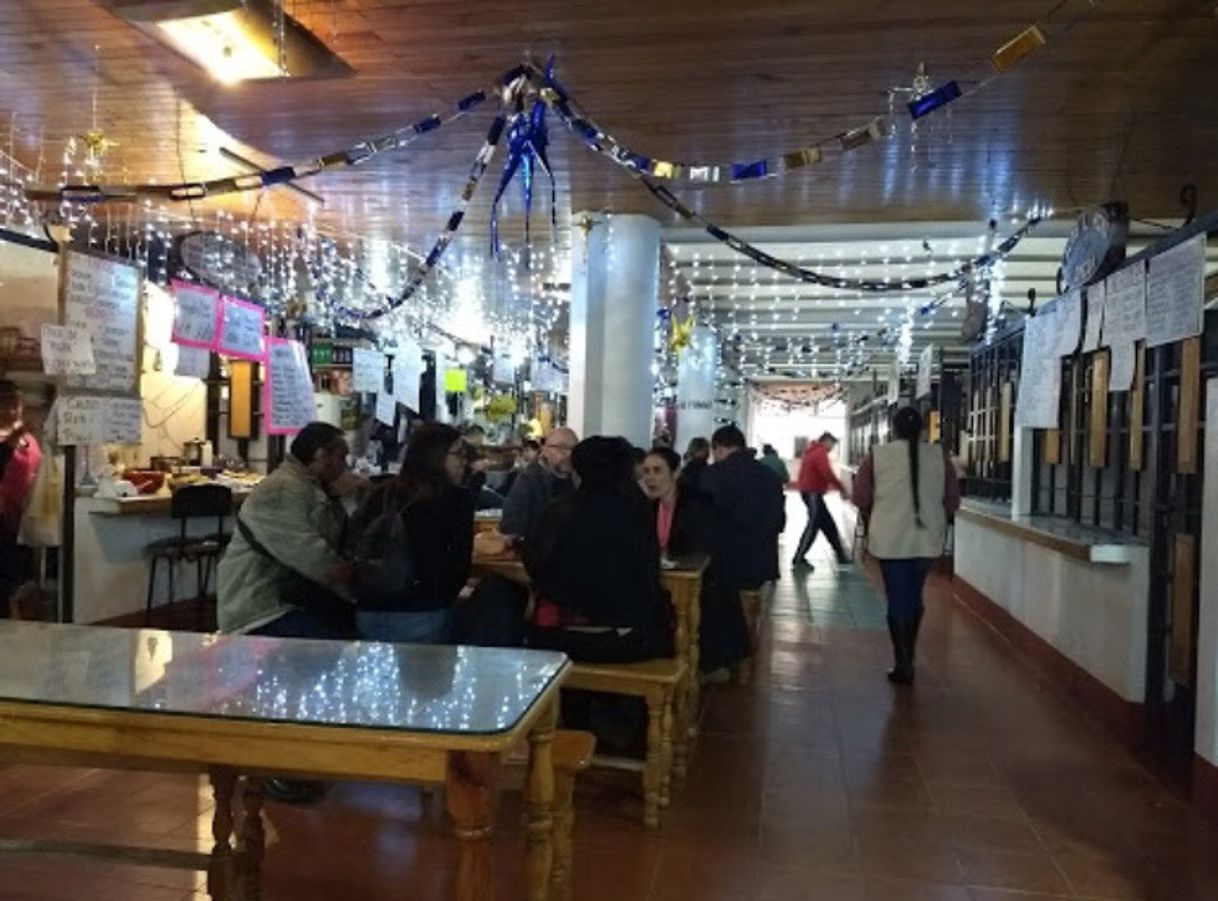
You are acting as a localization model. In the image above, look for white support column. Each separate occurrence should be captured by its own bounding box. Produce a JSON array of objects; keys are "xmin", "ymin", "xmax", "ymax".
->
[
  {"xmin": 676, "ymin": 324, "xmax": 716, "ymax": 445},
  {"xmin": 568, "ymin": 213, "xmax": 660, "ymax": 446},
  {"xmin": 1196, "ymin": 379, "xmax": 1218, "ymax": 766}
]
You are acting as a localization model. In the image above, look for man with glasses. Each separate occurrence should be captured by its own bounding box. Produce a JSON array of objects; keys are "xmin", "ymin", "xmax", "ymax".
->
[{"xmin": 500, "ymin": 427, "xmax": 578, "ymax": 539}]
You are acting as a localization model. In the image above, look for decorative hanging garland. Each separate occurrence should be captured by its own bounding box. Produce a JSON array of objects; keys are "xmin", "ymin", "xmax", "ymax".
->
[{"xmin": 22, "ymin": 65, "xmax": 531, "ymax": 205}]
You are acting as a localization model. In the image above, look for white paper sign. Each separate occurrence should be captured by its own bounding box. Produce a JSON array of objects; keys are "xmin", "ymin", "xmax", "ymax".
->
[
  {"xmin": 1052, "ymin": 290, "xmax": 1083, "ymax": 357},
  {"xmin": 1109, "ymin": 343, "xmax": 1136, "ymax": 393},
  {"xmin": 1015, "ymin": 310, "xmax": 1064, "ymax": 429},
  {"xmin": 40, "ymin": 324, "xmax": 96, "ymax": 377},
  {"xmin": 56, "ymin": 396, "xmax": 105, "ymax": 446},
  {"xmin": 170, "ymin": 280, "xmax": 220, "ymax": 349},
  {"xmin": 392, "ymin": 341, "xmax": 424, "ymax": 410},
  {"xmin": 1104, "ymin": 262, "xmax": 1147, "ymax": 346},
  {"xmin": 105, "ymin": 397, "xmax": 143, "ymax": 444},
  {"xmin": 62, "ymin": 251, "xmax": 141, "ymax": 393},
  {"xmin": 887, "ymin": 361, "xmax": 900, "ymax": 404},
  {"xmin": 352, "ymin": 348, "xmax": 386, "ymax": 394},
  {"xmin": 492, "ymin": 356, "xmax": 517, "ymax": 385},
  {"xmin": 1146, "ymin": 234, "xmax": 1206, "ymax": 348},
  {"xmin": 218, "ymin": 297, "xmax": 266, "ymax": 360},
  {"xmin": 174, "ymin": 344, "xmax": 212, "ymax": 380},
  {"xmin": 916, "ymin": 344, "xmax": 935, "ymax": 399},
  {"xmin": 1082, "ymin": 282, "xmax": 1105, "ymax": 353},
  {"xmin": 375, "ymin": 391, "xmax": 396, "ymax": 426},
  {"xmin": 265, "ymin": 339, "xmax": 315, "ymax": 435}
]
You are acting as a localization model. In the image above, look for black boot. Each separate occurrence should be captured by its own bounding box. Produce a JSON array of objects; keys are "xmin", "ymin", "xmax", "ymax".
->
[{"xmin": 886, "ymin": 616, "xmax": 913, "ymax": 684}]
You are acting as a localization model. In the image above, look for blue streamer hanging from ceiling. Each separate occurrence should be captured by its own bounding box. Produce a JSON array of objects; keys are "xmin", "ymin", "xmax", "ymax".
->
[{"xmin": 489, "ymin": 56, "xmax": 558, "ymax": 268}]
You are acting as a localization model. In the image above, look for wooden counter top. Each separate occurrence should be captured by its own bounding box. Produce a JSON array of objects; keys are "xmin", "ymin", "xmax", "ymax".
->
[{"xmin": 957, "ymin": 500, "xmax": 1145, "ymax": 565}]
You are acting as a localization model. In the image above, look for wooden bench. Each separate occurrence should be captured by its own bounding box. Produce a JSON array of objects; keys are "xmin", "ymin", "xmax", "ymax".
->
[
  {"xmin": 548, "ymin": 730, "xmax": 596, "ymax": 899},
  {"xmin": 563, "ymin": 658, "xmax": 687, "ymax": 828},
  {"xmin": 733, "ymin": 588, "xmax": 764, "ymax": 686}
]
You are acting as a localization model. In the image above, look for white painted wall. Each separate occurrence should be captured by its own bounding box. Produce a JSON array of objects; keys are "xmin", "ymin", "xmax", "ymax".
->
[
  {"xmin": 956, "ymin": 517, "xmax": 1149, "ymax": 702},
  {"xmin": 1195, "ymin": 380, "xmax": 1218, "ymax": 765}
]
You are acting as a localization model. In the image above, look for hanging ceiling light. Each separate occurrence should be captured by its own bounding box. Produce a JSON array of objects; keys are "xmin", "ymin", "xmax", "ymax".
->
[{"xmin": 104, "ymin": 1, "xmax": 351, "ymax": 85}]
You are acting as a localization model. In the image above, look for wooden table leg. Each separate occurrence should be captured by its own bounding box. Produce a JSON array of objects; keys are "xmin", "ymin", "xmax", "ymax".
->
[
  {"xmin": 446, "ymin": 751, "xmax": 499, "ymax": 901},
  {"xmin": 549, "ymin": 769, "xmax": 575, "ymax": 900},
  {"xmin": 207, "ymin": 770, "xmax": 236, "ymax": 901},
  {"xmin": 525, "ymin": 698, "xmax": 557, "ymax": 901},
  {"xmin": 659, "ymin": 688, "xmax": 675, "ymax": 809},
  {"xmin": 672, "ymin": 680, "xmax": 690, "ymax": 785},
  {"xmin": 234, "ymin": 777, "xmax": 265, "ymax": 901},
  {"xmin": 642, "ymin": 691, "xmax": 662, "ymax": 829}
]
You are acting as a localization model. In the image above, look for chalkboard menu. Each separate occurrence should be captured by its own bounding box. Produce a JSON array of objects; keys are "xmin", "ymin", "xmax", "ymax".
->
[{"xmin": 61, "ymin": 251, "xmax": 141, "ymax": 394}]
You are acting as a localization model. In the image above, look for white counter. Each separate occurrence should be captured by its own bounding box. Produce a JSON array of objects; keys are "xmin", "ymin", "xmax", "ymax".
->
[
  {"xmin": 955, "ymin": 500, "xmax": 1149, "ymax": 703},
  {"xmin": 72, "ymin": 495, "xmax": 235, "ymax": 624}
]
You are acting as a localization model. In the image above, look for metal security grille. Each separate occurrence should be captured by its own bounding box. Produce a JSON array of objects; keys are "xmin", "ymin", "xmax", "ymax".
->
[{"xmin": 965, "ymin": 328, "xmax": 1021, "ymax": 501}]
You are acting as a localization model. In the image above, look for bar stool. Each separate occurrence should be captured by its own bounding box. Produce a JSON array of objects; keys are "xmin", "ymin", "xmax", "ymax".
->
[{"xmin": 145, "ymin": 484, "xmax": 233, "ymax": 629}]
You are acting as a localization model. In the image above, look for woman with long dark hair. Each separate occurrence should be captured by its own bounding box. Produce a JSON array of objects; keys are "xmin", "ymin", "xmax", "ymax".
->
[
  {"xmin": 350, "ymin": 422, "xmax": 474, "ymax": 643},
  {"xmin": 639, "ymin": 447, "xmax": 714, "ymax": 557},
  {"xmin": 853, "ymin": 407, "xmax": 960, "ymax": 684}
]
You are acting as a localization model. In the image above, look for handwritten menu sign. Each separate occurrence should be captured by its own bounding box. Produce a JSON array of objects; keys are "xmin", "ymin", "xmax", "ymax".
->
[
  {"xmin": 40, "ymin": 324, "xmax": 96, "ymax": 377},
  {"xmin": 106, "ymin": 397, "xmax": 143, "ymax": 444},
  {"xmin": 62, "ymin": 251, "xmax": 141, "ymax": 394},
  {"xmin": 352, "ymin": 348, "xmax": 386, "ymax": 394},
  {"xmin": 375, "ymin": 390, "xmax": 397, "ymax": 426},
  {"xmin": 1015, "ymin": 305, "xmax": 1064, "ymax": 429},
  {"xmin": 1103, "ymin": 262, "xmax": 1146, "ymax": 345},
  {"xmin": 392, "ymin": 340, "xmax": 424, "ymax": 410},
  {"xmin": 56, "ymin": 396, "xmax": 143, "ymax": 445},
  {"xmin": 1082, "ymin": 282, "xmax": 1105, "ymax": 353},
  {"xmin": 170, "ymin": 280, "xmax": 221, "ymax": 349},
  {"xmin": 265, "ymin": 338, "xmax": 315, "ymax": 435},
  {"xmin": 1052, "ymin": 290, "xmax": 1083, "ymax": 356},
  {"xmin": 1146, "ymin": 234, "xmax": 1206, "ymax": 348},
  {"xmin": 218, "ymin": 297, "xmax": 266, "ymax": 360},
  {"xmin": 1109, "ymin": 343, "xmax": 1136, "ymax": 393},
  {"xmin": 174, "ymin": 343, "xmax": 211, "ymax": 380},
  {"xmin": 916, "ymin": 344, "xmax": 935, "ymax": 399}
]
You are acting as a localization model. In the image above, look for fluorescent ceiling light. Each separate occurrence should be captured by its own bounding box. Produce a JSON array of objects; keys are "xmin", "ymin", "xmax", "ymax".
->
[
  {"xmin": 156, "ymin": 10, "xmax": 281, "ymax": 84},
  {"xmin": 105, "ymin": 0, "xmax": 351, "ymax": 85}
]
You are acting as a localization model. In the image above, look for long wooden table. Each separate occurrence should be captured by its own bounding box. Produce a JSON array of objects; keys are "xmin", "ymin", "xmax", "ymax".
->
[
  {"xmin": 0, "ymin": 621, "xmax": 569, "ymax": 901},
  {"xmin": 470, "ymin": 551, "xmax": 709, "ymax": 778}
]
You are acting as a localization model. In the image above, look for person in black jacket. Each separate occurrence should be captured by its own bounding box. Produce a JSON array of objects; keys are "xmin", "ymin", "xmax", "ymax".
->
[
  {"xmin": 696, "ymin": 425, "xmax": 785, "ymax": 674},
  {"xmin": 351, "ymin": 422, "xmax": 474, "ymax": 644},
  {"xmin": 678, "ymin": 436, "xmax": 710, "ymax": 494},
  {"xmin": 639, "ymin": 447, "xmax": 714, "ymax": 557},
  {"xmin": 522, "ymin": 436, "xmax": 672, "ymax": 663}
]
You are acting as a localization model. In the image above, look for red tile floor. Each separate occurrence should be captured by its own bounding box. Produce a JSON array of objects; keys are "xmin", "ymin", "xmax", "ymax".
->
[{"xmin": 4, "ymin": 495, "xmax": 1218, "ymax": 900}]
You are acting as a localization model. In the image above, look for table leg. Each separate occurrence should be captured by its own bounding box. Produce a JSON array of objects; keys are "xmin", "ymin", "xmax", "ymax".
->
[
  {"xmin": 207, "ymin": 770, "xmax": 236, "ymax": 901},
  {"xmin": 686, "ymin": 583, "xmax": 702, "ymax": 741},
  {"xmin": 672, "ymin": 680, "xmax": 690, "ymax": 785},
  {"xmin": 446, "ymin": 751, "xmax": 499, "ymax": 901},
  {"xmin": 660, "ymin": 688, "xmax": 675, "ymax": 809},
  {"xmin": 643, "ymin": 691, "xmax": 662, "ymax": 829},
  {"xmin": 525, "ymin": 698, "xmax": 557, "ymax": 901},
  {"xmin": 549, "ymin": 769, "xmax": 575, "ymax": 900},
  {"xmin": 235, "ymin": 777, "xmax": 265, "ymax": 901}
]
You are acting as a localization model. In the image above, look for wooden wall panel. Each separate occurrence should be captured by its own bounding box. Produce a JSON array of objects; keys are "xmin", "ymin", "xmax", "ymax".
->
[
  {"xmin": 1044, "ymin": 429, "xmax": 1061, "ymax": 464},
  {"xmin": 1178, "ymin": 337, "xmax": 1201, "ymax": 475},
  {"xmin": 1089, "ymin": 352, "xmax": 1109, "ymax": 468},
  {"xmin": 1169, "ymin": 533, "xmax": 1197, "ymax": 687},
  {"xmin": 1129, "ymin": 343, "xmax": 1145, "ymax": 471},
  {"xmin": 998, "ymin": 381, "xmax": 1012, "ymax": 464}
]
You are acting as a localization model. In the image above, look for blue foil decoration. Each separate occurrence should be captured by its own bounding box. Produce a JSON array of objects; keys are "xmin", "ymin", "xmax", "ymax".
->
[
  {"xmin": 908, "ymin": 81, "xmax": 962, "ymax": 120},
  {"xmin": 489, "ymin": 56, "xmax": 558, "ymax": 265}
]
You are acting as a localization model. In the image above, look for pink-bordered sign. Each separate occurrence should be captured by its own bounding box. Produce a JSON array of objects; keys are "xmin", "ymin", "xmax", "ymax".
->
[
  {"xmin": 218, "ymin": 295, "xmax": 267, "ymax": 361},
  {"xmin": 265, "ymin": 337, "xmax": 315, "ymax": 436},
  {"xmin": 170, "ymin": 279, "xmax": 222, "ymax": 350}
]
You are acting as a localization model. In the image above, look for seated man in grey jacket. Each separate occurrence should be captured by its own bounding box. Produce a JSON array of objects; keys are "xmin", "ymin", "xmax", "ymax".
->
[
  {"xmin": 218, "ymin": 422, "xmax": 355, "ymax": 638},
  {"xmin": 499, "ymin": 427, "xmax": 578, "ymax": 539}
]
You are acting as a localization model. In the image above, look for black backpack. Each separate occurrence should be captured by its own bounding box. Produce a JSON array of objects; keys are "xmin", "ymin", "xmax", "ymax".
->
[{"xmin": 351, "ymin": 486, "xmax": 418, "ymax": 609}]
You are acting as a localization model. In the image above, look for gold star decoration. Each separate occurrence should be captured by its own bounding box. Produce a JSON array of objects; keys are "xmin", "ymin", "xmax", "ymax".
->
[{"xmin": 669, "ymin": 314, "xmax": 695, "ymax": 360}]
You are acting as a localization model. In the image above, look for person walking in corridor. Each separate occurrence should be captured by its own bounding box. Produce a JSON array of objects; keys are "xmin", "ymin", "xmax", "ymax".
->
[
  {"xmin": 852, "ymin": 407, "xmax": 960, "ymax": 685},
  {"xmin": 792, "ymin": 432, "xmax": 850, "ymax": 569}
]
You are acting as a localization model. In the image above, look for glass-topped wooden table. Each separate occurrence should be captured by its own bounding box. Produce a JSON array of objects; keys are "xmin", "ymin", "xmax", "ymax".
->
[{"xmin": 0, "ymin": 621, "xmax": 569, "ymax": 901}]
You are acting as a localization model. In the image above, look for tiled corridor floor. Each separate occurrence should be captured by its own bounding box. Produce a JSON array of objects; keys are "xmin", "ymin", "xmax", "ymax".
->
[{"xmin": 3, "ymin": 495, "xmax": 1218, "ymax": 899}]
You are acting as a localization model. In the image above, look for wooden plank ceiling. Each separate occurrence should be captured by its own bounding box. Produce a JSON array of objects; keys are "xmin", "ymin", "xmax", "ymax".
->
[{"xmin": 0, "ymin": 0, "xmax": 1215, "ymax": 251}]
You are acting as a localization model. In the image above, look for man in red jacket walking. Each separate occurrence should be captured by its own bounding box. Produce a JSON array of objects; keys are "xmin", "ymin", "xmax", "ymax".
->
[{"xmin": 792, "ymin": 432, "xmax": 851, "ymax": 569}]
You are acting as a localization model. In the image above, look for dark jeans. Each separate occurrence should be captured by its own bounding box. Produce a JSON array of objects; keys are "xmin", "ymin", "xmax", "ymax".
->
[
  {"xmin": 250, "ymin": 607, "xmax": 349, "ymax": 640},
  {"xmin": 794, "ymin": 492, "xmax": 848, "ymax": 562},
  {"xmin": 878, "ymin": 558, "xmax": 931, "ymax": 619}
]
